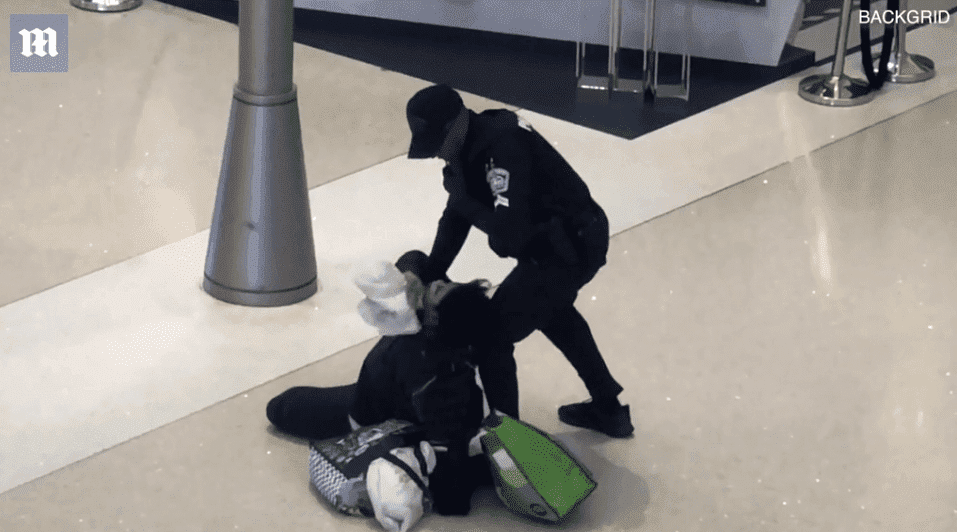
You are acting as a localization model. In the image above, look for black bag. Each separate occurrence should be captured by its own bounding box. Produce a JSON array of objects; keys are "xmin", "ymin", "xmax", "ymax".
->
[{"xmin": 409, "ymin": 359, "xmax": 483, "ymax": 441}]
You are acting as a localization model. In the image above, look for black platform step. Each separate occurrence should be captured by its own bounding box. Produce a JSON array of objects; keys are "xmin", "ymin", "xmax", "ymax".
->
[{"xmin": 158, "ymin": 0, "xmax": 815, "ymax": 140}]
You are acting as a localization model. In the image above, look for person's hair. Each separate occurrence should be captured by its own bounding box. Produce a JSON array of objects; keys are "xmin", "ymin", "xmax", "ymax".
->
[{"xmin": 433, "ymin": 279, "xmax": 496, "ymax": 348}]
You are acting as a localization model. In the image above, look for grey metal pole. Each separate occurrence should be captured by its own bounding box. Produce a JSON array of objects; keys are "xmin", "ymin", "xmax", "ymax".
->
[
  {"xmin": 880, "ymin": 0, "xmax": 935, "ymax": 83},
  {"xmin": 830, "ymin": 0, "xmax": 853, "ymax": 76},
  {"xmin": 239, "ymin": 0, "xmax": 294, "ymax": 96},
  {"xmin": 203, "ymin": 0, "xmax": 319, "ymax": 307},
  {"xmin": 643, "ymin": 0, "xmax": 657, "ymax": 96},
  {"xmin": 607, "ymin": 0, "xmax": 643, "ymax": 94},
  {"xmin": 576, "ymin": 0, "xmax": 611, "ymax": 101},
  {"xmin": 798, "ymin": 0, "xmax": 875, "ymax": 106},
  {"xmin": 608, "ymin": 0, "xmax": 620, "ymax": 91}
]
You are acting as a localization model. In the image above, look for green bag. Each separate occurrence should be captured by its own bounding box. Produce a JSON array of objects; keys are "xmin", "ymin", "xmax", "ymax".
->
[{"xmin": 480, "ymin": 414, "xmax": 596, "ymax": 522}]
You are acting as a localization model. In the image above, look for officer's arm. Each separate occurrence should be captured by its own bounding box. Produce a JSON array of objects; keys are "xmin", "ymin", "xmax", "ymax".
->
[
  {"xmin": 423, "ymin": 199, "xmax": 471, "ymax": 283},
  {"xmin": 441, "ymin": 163, "xmax": 496, "ymax": 236},
  {"xmin": 483, "ymin": 142, "xmax": 537, "ymax": 258}
]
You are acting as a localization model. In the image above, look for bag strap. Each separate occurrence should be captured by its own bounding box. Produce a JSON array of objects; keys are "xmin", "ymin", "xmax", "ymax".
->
[
  {"xmin": 411, "ymin": 444, "xmax": 430, "ymax": 479},
  {"xmin": 381, "ymin": 451, "xmax": 433, "ymax": 503}
]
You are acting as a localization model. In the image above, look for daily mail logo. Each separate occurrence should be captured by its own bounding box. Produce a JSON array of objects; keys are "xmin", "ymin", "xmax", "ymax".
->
[{"xmin": 10, "ymin": 14, "xmax": 69, "ymax": 72}]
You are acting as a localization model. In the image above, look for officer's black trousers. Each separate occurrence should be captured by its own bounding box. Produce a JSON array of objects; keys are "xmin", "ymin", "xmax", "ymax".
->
[{"xmin": 481, "ymin": 209, "xmax": 624, "ymax": 417}]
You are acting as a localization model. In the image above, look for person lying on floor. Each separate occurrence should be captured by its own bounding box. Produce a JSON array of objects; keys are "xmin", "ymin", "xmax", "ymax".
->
[{"xmin": 266, "ymin": 250, "xmax": 498, "ymax": 516}]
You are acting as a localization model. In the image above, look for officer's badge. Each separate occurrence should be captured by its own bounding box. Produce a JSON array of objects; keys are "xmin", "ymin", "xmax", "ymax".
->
[
  {"xmin": 517, "ymin": 116, "xmax": 533, "ymax": 132},
  {"xmin": 487, "ymin": 167, "xmax": 510, "ymax": 195}
]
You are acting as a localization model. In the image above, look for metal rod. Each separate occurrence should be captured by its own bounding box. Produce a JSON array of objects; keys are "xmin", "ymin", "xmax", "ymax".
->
[
  {"xmin": 643, "ymin": 0, "xmax": 657, "ymax": 92},
  {"xmin": 896, "ymin": 0, "xmax": 907, "ymax": 52},
  {"xmin": 608, "ymin": 0, "xmax": 621, "ymax": 87},
  {"xmin": 238, "ymin": 0, "xmax": 294, "ymax": 96},
  {"xmin": 830, "ymin": 0, "xmax": 855, "ymax": 78},
  {"xmin": 576, "ymin": 41, "xmax": 582, "ymax": 78},
  {"xmin": 575, "ymin": 0, "xmax": 583, "ymax": 79},
  {"xmin": 654, "ymin": 51, "xmax": 659, "ymax": 88}
]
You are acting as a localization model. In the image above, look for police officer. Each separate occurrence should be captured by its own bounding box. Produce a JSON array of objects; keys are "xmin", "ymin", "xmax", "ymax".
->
[{"xmin": 405, "ymin": 84, "xmax": 633, "ymax": 438}]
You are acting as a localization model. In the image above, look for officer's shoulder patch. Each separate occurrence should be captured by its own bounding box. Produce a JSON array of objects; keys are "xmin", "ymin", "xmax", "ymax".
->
[{"xmin": 486, "ymin": 166, "xmax": 510, "ymax": 195}]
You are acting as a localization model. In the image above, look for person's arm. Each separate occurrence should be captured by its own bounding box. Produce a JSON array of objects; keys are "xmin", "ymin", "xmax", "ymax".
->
[
  {"xmin": 349, "ymin": 337, "xmax": 399, "ymax": 426},
  {"xmin": 422, "ymin": 199, "xmax": 471, "ymax": 283}
]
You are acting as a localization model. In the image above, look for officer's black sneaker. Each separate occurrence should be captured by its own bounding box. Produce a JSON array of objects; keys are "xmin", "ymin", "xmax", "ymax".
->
[{"xmin": 558, "ymin": 400, "xmax": 634, "ymax": 438}]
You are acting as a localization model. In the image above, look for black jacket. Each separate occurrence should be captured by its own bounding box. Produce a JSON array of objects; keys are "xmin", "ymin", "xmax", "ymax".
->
[
  {"xmin": 348, "ymin": 334, "xmax": 485, "ymax": 442},
  {"xmin": 349, "ymin": 250, "xmax": 485, "ymax": 440},
  {"xmin": 424, "ymin": 109, "xmax": 602, "ymax": 283},
  {"xmin": 348, "ymin": 334, "xmax": 489, "ymax": 516}
]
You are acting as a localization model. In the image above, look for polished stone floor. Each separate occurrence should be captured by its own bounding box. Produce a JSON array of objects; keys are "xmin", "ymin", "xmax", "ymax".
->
[{"xmin": 1, "ymin": 1, "xmax": 955, "ymax": 531}]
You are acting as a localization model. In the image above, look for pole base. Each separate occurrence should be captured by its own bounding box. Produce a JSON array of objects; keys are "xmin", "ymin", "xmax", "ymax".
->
[
  {"xmin": 203, "ymin": 275, "xmax": 317, "ymax": 307},
  {"xmin": 879, "ymin": 52, "xmax": 935, "ymax": 84},
  {"xmin": 798, "ymin": 73, "xmax": 876, "ymax": 107},
  {"xmin": 70, "ymin": 0, "xmax": 142, "ymax": 12},
  {"xmin": 203, "ymin": 88, "xmax": 319, "ymax": 307}
]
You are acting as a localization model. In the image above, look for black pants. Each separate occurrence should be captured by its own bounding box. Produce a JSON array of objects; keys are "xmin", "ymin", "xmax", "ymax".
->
[
  {"xmin": 266, "ymin": 384, "xmax": 357, "ymax": 441},
  {"xmin": 481, "ymin": 207, "xmax": 624, "ymax": 417}
]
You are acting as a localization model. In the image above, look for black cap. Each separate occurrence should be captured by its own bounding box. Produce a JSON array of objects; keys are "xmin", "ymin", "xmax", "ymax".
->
[{"xmin": 406, "ymin": 84, "xmax": 464, "ymax": 159}]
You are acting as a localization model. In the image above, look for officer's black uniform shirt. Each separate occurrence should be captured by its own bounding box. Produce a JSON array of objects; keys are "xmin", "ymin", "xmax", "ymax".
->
[{"xmin": 424, "ymin": 109, "xmax": 601, "ymax": 282}]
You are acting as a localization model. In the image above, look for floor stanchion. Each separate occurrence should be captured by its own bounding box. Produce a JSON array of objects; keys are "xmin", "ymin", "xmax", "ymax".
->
[
  {"xmin": 203, "ymin": 0, "xmax": 319, "ymax": 307},
  {"xmin": 799, "ymin": 0, "xmax": 876, "ymax": 106},
  {"xmin": 576, "ymin": 0, "xmax": 690, "ymax": 101},
  {"xmin": 576, "ymin": 0, "xmax": 611, "ymax": 103},
  {"xmin": 70, "ymin": 0, "xmax": 142, "ymax": 12},
  {"xmin": 880, "ymin": 0, "xmax": 936, "ymax": 83}
]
